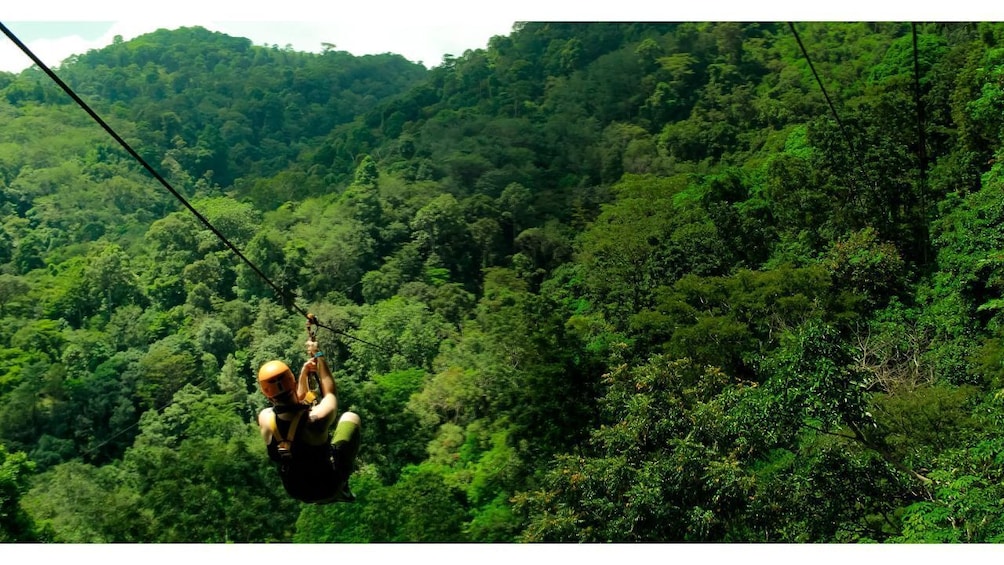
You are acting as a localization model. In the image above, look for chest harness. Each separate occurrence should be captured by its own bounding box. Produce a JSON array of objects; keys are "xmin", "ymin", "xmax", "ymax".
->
[{"xmin": 270, "ymin": 405, "xmax": 310, "ymax": 460}]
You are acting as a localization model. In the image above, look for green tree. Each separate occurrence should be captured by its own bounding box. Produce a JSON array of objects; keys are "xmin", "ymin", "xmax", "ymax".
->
[
  {"xmin": 0, "ymin": 444, "xmax": 39, "ymax": 541},
  {"xmin": 86, "ymin": 243, "xmax": 143, "ymax": 316},
  {"xmin": 368, "ymin": 464, "xmax": 468, "ymax": 541},
  {"xmin": 135, "ymin": 334, "xmax": 204, "ymax": 409},
  {"xmin": 21, "ymin": 461, "xmax": 149, "ymax": 542},
  {"xmin": 123, "ymin": 386, "xmax": 300, "ymax": 542},
  {"xmin": 515, "ymin": 357, "xmax": 753, "ymax": 542},
  {"xmin": 344, "ymin": 295, "xmax": 449, "ymax": 379},
  {"xmin": 0, "ymin": 274, "xmax": 29, "ymax": 316},
  {"xmin": 235, "ymin": 227, "xmax": 299, "ymax": 302},
  {"xmin": 355, "ymin": 368, "xmax": 430, "ymax": 482}
]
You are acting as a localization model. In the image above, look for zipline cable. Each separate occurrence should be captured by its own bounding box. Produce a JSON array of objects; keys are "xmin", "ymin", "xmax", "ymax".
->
[
  {"xmin": 787, "ymin": 21, "xmax": 890, "ymax": 217},
  {"xmin": 787, "ymin": 22, "xmax": 864, "ymax": 165},
  {"xmin": 0, "ymin": 21, "xmax": 396, "ymax": 355}
]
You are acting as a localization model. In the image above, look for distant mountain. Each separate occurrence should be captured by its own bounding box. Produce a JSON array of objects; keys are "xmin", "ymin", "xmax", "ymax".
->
[{"xmin": 39, "ymin": 25, "xmax": 428, "ymax": 187}]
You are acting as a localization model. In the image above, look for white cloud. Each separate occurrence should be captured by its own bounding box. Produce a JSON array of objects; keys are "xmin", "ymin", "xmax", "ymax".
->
[{"xmin": 1, "ymin": 33, "xmax": 86, "ymax": 72}]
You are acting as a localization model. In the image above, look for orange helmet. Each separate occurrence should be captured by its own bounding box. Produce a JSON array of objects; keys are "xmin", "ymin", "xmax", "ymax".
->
[{"xmin": 258, "ymin": 360, "xmax": 296, "ymax": 400}]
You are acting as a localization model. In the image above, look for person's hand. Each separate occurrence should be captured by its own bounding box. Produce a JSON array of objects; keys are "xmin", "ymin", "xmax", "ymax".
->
[
  {"xmin": 303, "ymin": 357, "xmax": 317, "ymax": 374},
  {"xmin": 305, "ymin": 339, "xmax": 318, "ymax": 356}
]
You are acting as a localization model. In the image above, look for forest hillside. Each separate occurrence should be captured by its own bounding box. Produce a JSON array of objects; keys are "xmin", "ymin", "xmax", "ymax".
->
[{"xmin": 3, "ymin": 22, "xmax": 1004, "ymax": 542}]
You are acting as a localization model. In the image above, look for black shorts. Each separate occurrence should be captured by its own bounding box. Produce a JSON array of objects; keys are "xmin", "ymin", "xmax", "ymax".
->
[{"xmin": 280, "ymin": 419, "xmax": 359, "ymax": 503}]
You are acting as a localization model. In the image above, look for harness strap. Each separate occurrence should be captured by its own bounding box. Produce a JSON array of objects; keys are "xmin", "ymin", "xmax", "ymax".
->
[{"xmin": 270, "ymin": 409, "xmax": 306, "ymax": 458}]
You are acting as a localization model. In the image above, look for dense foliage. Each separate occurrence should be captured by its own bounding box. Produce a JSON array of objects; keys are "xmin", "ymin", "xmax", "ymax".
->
[{"xmin": 2, "ymin": 21, "xmax": 1004, "ymax": 542}]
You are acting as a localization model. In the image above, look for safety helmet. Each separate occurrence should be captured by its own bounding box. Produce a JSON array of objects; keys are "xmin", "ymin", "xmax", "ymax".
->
[{"xmin": 258, "ymin": 360, "xmax": 296, "ymax": 400}]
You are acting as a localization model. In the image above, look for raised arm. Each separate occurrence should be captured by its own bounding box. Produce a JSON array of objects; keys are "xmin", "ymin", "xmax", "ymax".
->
[
  {"xmin": 297, "ymin": 339, "xmax": 319, "ymax": 403},
  {"xmin": 307, "ymin": 353, "xmax": 337, "ymax": 423},
  {"xmin": 296, "ymin": 361, "xmax": 311, "ymax": 402}
]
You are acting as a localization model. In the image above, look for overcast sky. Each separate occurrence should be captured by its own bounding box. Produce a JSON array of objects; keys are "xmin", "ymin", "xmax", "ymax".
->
[
  {"xmin": 0, "ymin": 1, "xmax": 524, "ymax": 73},
  {"xmin": 0, "ymin": 1, "xmax": 998, "ymax": 75}
]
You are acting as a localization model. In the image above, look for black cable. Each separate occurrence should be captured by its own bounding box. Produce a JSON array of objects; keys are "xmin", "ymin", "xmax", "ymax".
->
[
  {"xmin": 786, "ymin": 20, "xmax": 890, "ymax": 219},
  {"xmin": 0, "ymin": 21, "xmax": 396, "ymax": 355},
  {"xmin": 316, "ymin": 317, "xmax": 398, "ymax": 353},
  {"xmin": 787, "ymin": 22, "xmax": 860, "ymax": 162}
]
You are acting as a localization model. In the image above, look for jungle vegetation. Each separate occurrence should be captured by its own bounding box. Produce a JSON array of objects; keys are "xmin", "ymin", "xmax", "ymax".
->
[{"xmin": 3, "ymin": 22, "xmax": 1004, "ymax": 542}]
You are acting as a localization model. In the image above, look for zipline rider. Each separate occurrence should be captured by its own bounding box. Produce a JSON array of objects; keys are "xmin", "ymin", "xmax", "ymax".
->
[{"xmin": 257, "ymin": 342, "xmax": 360, "ymax": 504}]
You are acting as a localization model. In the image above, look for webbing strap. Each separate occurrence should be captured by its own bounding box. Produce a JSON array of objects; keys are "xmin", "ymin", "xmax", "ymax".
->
[{"xmin": 271, "ymin": 409, "xmax": 306, "ymax": 446}]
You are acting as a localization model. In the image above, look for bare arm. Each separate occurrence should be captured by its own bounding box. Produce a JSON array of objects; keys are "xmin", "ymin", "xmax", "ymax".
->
[
  {"xmin": 257, "ymin": 408, "xmax": 274, "ymax": 444},
  {"xmin": 296, "ymin": 361, "xmax": 311, "ymax": 402},
  {"xmin": 297, "ymin": 338, "xmax": 319, "ymax": 402},
  {"xmin": 306, "ymin": 354, "xmax": 337, "ymax": 423}
]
